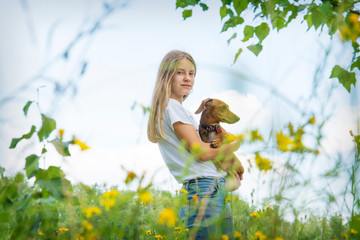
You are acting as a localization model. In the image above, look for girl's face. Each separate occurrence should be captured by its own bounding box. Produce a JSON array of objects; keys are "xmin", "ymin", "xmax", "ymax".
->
[{"xmin": 170, "ymin": 58, "xmax": 195, "ymax": 103}]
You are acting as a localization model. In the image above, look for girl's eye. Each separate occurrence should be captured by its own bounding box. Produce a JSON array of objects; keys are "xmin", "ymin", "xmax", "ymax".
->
[{"xmin": 177, "ymin": 71, "xmax": 183, "ymax": 74}]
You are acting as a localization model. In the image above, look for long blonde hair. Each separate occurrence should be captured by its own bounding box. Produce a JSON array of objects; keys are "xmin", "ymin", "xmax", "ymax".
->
[{"xmin": 147, "ymin": 50, "xmax": 196, "ymax": 143}]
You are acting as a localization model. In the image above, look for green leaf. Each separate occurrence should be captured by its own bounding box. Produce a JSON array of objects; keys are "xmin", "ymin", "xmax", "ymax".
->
[
  {"xmin": 319, "ymin": 2, "xmax": 332, "ymax": 17},
  {"xmin": 221, "ymin": 0, "xmax": 232, "ymax": 5},
  {"xmin": 182, "ymin": 9, "xmax": 192, "ymax": 20},
  {"xmin": 51, "ymin": 139, "xmax": 71, "ymax": 157},
  {"xmin": 353, "ymin": 42, "xmax": 360, "ymax": 53},
  {"xmin": 221, "ymin": 16, "xmax": 244, "ymax": 32},
  {"xmin": 233, "ymin": 48, "xmax": 243, "ymax": 64},
  {"xmin": 199, "ymin": 3, "xmax": 208, "ymax": 11},
  {"xmin": 37, "ymin": 178, "xmax": 64, "ymax": 199},
  {"xmin": 9, "ymin": 125, "xmax": 36, "ymax": 149},
  {"xmin": 25, "ymin": 154, "xmax": 40, "ymax": 179},
  {"xmin": 227, "ymin": 33, "xmax": 237, "ymax": 45},
  {"xmin": 271, "ymin": 12, "xmax": 286, "ymax": 31},
  {"xmin": 176, "ymin": 0, "xmax": 200, "ymax": 8},
  {"xmin": 255, "ymin": 22, "xmax": 270, "ymax": 42},
  {"xmin": 234, "ymin": 0, "xmax": 249, "ymax": 16},
  {"xmin": 351, "ymin": 56, "xmax": 360, "ymax": 71},
  {"xmin": 305, "ymin": 14, "xmax": 313, "ymax": 29},
  {"xmin": 42, "ymin": 147, "xmax": 47, "ymax": 154},
  {"xmin": 37, "ymin": 114, "xmax": 56, "ymax": 141},
  {"xmin": 247, "ymin": 43, "xmax": 263, "ymax": 56},
  {"xmin": 220, "ymin": 6, "xmax": 227, "ymax": 20},
  {"xmin": 35, "ymin": 166, "xmax": 68, "ymax": 199},
  {"xmin": 286, "ymin": 5, "xmax": 299, "ymax": 24},
  {"xmin": 23, "ymin": 101, "xmax": 33, "ymax": 117},
  {"xmin": 330, "ymin": 65, "xmax": 356, "ymax": 93},
  {"xmin": 310, "ymin": 5, "xmax": 329, "ymax": 30},
  {"xmin": 311, "ymin": 11, "xmax": 322, "ymax": 29},
  {"xmin": 243, "ymin": 25, "xmax": 254, "ymax": 42}
]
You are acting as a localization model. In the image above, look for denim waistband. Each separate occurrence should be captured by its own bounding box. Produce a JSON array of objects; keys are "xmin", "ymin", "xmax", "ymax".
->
[{"xmin": 182, "ymin": 177, "xmax": 225, "ymax": 188}]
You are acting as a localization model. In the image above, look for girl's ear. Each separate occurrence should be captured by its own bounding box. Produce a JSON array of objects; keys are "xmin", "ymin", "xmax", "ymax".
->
[{"xmin": 195, "ymin": 98, "xmax": 212, "ymax": 114}]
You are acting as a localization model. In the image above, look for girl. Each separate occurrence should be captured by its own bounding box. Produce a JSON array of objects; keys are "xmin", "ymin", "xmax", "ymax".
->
[{"xmin": 147, "ymin": 50, "xmax": 240, "ymax": 239}]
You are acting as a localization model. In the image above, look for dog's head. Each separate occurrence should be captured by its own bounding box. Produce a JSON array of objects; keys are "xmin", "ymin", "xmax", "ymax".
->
[{"xmin": 195, "ymin": 99, "xmax": 240, "ymax": 124}]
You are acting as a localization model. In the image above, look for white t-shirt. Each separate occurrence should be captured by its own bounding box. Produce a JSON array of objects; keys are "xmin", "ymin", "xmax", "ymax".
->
[{"xmin": 158, "ymin": 98, "xmax": 225, "ymax": 183}]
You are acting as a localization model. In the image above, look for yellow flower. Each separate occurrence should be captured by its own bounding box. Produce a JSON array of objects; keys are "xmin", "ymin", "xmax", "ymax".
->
[
  {"xmin": 254, "ymin": 153, "xmax": 272, "ymax": 172},
  {"xmin": 249, "ymin": 212, "xmax": 260, "ymax": 218},
  {"xmin": 276, "ymin": 130, "xmax": 295, "ymax": 151},
  {"xmin": 341, "ymin": 232, "xmax": 349, "ymax": 239},
  {"xmin": 308, "ymin": 115, "xmax": 316, "ymax": 125},
  {"xmin": 225, "ymin": 195, "xmax": 237, "ymax": 203},
  {"xmin": 99, "ymin": 190, "xmax": 120, "ymax": 211},
  {"xmin": 139, "ymin": 191, "xmax": 154, "ymax": 205},
  {"xmin": 154, "ymin": 235, "xmax": 163, "ymax": 239},
  {"xmin": 38, "ymin": 231, "xmax": 43, "ymax": 235},
  {"xmin": 349, "ymin": 228, "xmax": 358, "ymax": 235},
  {"xmin": 84, "ymin": 206, "xmax": 102, "ymax": 218},
  {"xmin": 255, "ymin": 231, "xmax": 267, "ymax": 240},
  {"xmin": 100, "ymin": 198, "xmax": 116, "ymax": 211},
  {"xmin": 190, "ymin": 142, "xmax": 206, "ymax": 158},
  {"xmin": 192, "ymin": 194, "xmax": 199, "ymax": 201},
  {"xmin": 222, "ymin": 235, "xmax": 229, "ymax": 240},
  {"xmin": 158, "ymin": 207, "xmax": 177, "ymax": 227},
  {"xmin": 74, "ymin": 139, "xmax": 90, "ymax": 151},
  {"xmin": 59, "ymin": 129, "xmax": 65, "ymax": 140},
  {"xmin": 174, "ymin": 227, "xmax": 181, "ymax": 232},
  {"xmin": 349, "ymin": 13, "xmax": 359, "ymax": 24},
  {"xmin": 237, "ymin": 134, "xmax": 245, "ymax": 141},
  {"xmin": 234, "ymin": 231, "xmax": 244, "ymax": 240},
  {"xmin": 249, "ymin": 129, "xmax": 264, "ymax": 142},
  {"xmin": 76, "ymin": 234, "xmax": 85, "ymax": 240},
  {"xmin": 125, "ymin": 171, "xmax": 137, "ymax": 184},
  {"xmin": 274, "ymin": 237, "xmax": 284, "ymax": 240},
  {"xmin": 180, "ymin": 188, "xmax": 188, "ymax": 196},
  {"xmin": 146, "ymin": 230, "xmax": 152, "ymax": 235},
  {"xmin": 82, "ymin": 220, "xmax": 93, "ymax": 231},
  {"xmin": 58, "ymin": 227, "xmax": 69, "ymax": 232},
  {"xmin": 102, "ymin": 189, "xmax": 121, "ymax": 198},
  {"xmin": 225, "ymin": 134, "xmax": 237, "ymax": 143}
]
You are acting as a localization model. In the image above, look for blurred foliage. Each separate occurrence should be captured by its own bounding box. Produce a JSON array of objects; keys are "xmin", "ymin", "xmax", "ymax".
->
[
  {"xmin": 1, "ymin": 166, "xmax": 358, "ymax": 240},
  {"xmin": 2, "ymin": 97, "xmax": 358, "ymax": 239},
  {"xmin": 176, "ymin": 0, "xmax": 359, "ymax": 93}
]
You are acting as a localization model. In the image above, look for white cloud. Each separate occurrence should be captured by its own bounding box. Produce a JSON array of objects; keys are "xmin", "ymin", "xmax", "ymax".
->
[
  {"xmin": 61, "ymin": 144, "xmax": 182, "ymax": 191},
  {"xmin": 321, "ymin": 106, "xmax": 360, "ymax": 154},
  {"xmin": 189, "ymin": 90, "xmax": 272, "ymax": 134}
]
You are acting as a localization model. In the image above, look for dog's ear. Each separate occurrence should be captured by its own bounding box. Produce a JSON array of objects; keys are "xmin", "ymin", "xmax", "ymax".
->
[{"xmin": 195, "ymin": 98, "xmax": 212, "ymax": 114}]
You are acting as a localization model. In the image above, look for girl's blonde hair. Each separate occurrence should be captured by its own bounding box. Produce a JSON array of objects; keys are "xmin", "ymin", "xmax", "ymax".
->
[{"xmin": 147, "ymin": 50, "xmax": 196, "ymax": 143}]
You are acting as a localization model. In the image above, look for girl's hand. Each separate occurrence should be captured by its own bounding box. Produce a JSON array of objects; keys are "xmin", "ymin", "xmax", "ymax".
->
[
  {"xmin": 195, "ymin": 98, "xmax": 212, "ymax": 114},
  {"xmin": 225, "ymin": 172, "xmax": 241, "ymax": 192}
]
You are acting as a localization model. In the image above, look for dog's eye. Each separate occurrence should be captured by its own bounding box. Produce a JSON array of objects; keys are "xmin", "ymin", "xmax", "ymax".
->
[{"xmin": 221, "ymin": 106, "xmax": 227, "ymax": 111}]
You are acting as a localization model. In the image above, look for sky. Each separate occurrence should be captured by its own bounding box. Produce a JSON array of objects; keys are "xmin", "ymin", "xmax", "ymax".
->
[{"xmin": 0, "ymin": 0, "xmax": 359, "ymax": 218}]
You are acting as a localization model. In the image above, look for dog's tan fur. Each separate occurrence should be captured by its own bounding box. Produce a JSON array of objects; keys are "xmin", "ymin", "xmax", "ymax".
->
[{"xmin": 195, "ymin": 99, "xmax": 244, "ymax": 190}]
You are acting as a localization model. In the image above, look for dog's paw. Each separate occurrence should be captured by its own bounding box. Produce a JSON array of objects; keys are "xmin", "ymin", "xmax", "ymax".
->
[{"xmin": 210, "ymin": 139, "xmax": 222, "ymax": 148}]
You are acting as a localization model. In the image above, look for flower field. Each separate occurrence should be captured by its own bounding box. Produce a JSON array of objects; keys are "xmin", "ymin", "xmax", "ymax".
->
[
  {"xmin": 0, "ymin": 166, "xmax": 357, "ymax": 240},
  {"xmin": 1, "ymin": 99, "xmax": 359, "ymax": 239}
]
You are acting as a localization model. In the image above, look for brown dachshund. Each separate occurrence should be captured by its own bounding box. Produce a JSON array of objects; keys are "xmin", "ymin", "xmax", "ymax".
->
[{"xmin": 195, "ymin": 98, "xmax": 244, "ymax": 191}]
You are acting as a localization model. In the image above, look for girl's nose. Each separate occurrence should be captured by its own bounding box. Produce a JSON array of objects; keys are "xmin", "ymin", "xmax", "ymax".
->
[{"xmin": 184, "ymin": 73, "xmax": 192, "ymax": 81}]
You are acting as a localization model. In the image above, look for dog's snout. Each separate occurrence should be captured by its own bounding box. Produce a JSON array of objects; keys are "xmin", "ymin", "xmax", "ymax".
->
[{"xmin": 234, "ymin": 115, "xmax": 240, "ymax": 123}]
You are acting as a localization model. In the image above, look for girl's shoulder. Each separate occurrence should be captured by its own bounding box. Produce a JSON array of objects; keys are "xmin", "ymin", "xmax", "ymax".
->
[{"xmin": 167, "ymin": 98, "xmax": 184, "ymax": 112}]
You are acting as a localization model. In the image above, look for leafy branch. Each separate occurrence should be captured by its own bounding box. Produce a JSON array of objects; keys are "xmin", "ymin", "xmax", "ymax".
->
[{"xmin": 176, "ymin": 0, "xmax": 359, "ymax": 93}]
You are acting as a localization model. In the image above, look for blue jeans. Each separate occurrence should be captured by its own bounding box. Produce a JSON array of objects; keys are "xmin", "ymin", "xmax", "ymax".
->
[{"xmin": 180, "ymin": 177, "xmax": 234, "ymax": 240}]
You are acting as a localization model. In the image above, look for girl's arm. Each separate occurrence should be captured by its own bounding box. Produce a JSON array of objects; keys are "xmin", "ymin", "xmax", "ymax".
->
[{"xmin": 173, "ymin": 122, "xmax": 240, "ymax": 162}]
